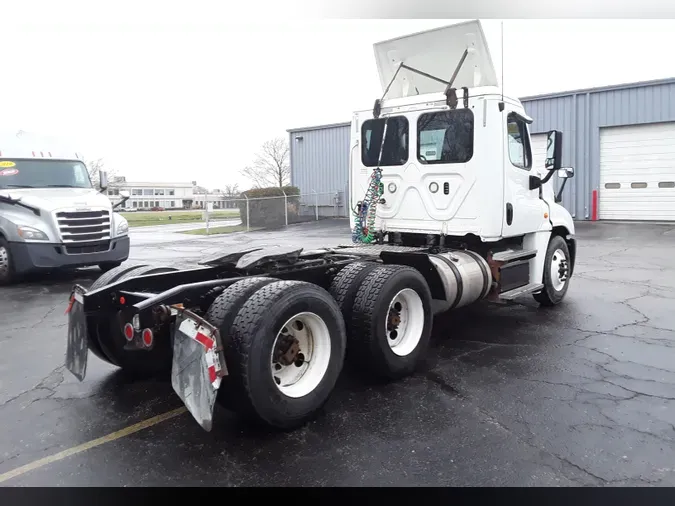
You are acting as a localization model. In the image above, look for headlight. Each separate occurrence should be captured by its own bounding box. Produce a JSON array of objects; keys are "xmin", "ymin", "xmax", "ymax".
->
[
  {"xmin": 429, "ymin": 182, "xmax": 439, "ymax": 193},
  {"xmin": 387, "ymin": 182, "xmax": 397, "ymax": 193},
  {"xmin": 116, "ymin": 220, "xmax": 129, "ymax": 236},
  {"xmin": 17, "ymin": 225, "xmax": 49, "ymax": 241}
]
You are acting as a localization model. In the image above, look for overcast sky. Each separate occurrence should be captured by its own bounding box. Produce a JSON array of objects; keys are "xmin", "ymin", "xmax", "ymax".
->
[{"xmin": 3, "ymin": 10, "xmax": 675, "ymax": 190}]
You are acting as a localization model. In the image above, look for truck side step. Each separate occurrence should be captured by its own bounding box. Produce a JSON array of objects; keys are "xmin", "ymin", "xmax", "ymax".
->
[
  {"xmin": 491, "ymin": 249, "xmax": 537, "ymax": 263},
  {"xmin": 498, "ymin": 283, "xmax": 544, "ymax": 301}
]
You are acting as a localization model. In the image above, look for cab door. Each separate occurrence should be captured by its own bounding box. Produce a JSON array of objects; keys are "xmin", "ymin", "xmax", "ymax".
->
[{"xmin": 501, "ymin": 109, "xmax": 549, "ymax": 237}]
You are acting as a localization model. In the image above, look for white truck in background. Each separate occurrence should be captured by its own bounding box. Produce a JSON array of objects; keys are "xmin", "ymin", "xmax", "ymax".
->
[{"xmin": 0, "ymin": 130, "xmax": 131, "ymax": 285}]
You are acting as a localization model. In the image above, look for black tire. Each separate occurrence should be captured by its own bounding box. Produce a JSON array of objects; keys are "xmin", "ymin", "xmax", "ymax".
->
[
  {"xmin": 0, "ymin": 237, "xmax": 16, "ymax": 286},
  {"xmin": 533, "ymin": 235, "xmax": 571, "ymax": 307},
  {"xmin": 329, "ymin": 261, "xmax": 380, "ymax": 337},
  {"xmin": 96, "ymin": 265, "xmax": 178, "ymax": 377},
  {"xmin": 99, "ymin": 262, "xmax": 122, "ymax": 273},
  {"xmin": 225, "ymin": 280, "xmax": 347, "ymax": 430},
  {"xmin": 89, "ymin": 263, "xmax": 147, "ymax": 291},
  {"xmin": 86, "ymin": 263, "xmax": 149, "ymax": 364},
  {"xmin": 204, "ymin": 277, "xmax": 277, "ymax": 408},
  {"xmin": 350, "ymin": 264, "xmax": 433, "ymax": 380}
]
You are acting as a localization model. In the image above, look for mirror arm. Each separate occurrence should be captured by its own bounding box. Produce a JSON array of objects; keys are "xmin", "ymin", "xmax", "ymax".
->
[
  {"xmin": 112, "ymin": 193, "xmax": 130, "ymax": 210},
  {"xmin": 529, "ymin": 167, "xmax": 560, "ymax": 191},
  {"xmin": 541, "ymin": 168, "xmax": 556, "ymax": 185},
  {"xmin": 555, "ymin": 178, "xmax": 569, "ymax": 203}
]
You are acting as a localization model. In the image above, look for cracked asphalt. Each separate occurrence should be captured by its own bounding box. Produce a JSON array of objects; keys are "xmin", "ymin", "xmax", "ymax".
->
[{"xmin": 1, "ymin": 219, "xmax": 675, "ymax": 486}]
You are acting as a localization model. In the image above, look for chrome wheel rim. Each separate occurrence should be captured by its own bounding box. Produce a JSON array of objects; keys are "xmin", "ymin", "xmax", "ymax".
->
[
  {"xmin": 270, "ymin": 312, "xmax": 332, "ymax": 398},
  {"xmin": 385, "ymin": 288, "xmax": 425, "ymax": 357},
  {"xmin": 550, "ymin": 248, "xmax": 568, "ymax": 292}
]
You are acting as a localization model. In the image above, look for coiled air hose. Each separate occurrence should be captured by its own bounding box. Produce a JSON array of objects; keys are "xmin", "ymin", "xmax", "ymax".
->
[{"xmin": 352, "ymin": 117, "xmax": 389, "ymax": 244}]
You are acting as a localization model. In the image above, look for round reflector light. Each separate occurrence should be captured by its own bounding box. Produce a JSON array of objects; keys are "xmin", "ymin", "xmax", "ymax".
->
[{"xmin": 142, "ymin": 329, "xmax": 153, "ymax": 347}]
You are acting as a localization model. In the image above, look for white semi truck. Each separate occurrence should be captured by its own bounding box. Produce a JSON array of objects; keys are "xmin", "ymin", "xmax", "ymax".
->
[
  {"xmin": 0, "ymin": 130, "xmax": 130, "ymax": 285},
  {"xmin": 64, "ymin": 20, "xmax": 576, "ymax": 432}
]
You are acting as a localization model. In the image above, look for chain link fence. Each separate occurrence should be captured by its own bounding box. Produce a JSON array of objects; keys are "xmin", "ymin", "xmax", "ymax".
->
[{"xmin": 196, "ymin": 190, "xmax": 349, "ymax": 232}]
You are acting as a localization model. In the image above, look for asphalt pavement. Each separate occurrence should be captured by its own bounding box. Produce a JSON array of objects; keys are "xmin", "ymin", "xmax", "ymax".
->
[{"xmin": 1, "ymin": 219, "xmax": 675, "ymax": 486}]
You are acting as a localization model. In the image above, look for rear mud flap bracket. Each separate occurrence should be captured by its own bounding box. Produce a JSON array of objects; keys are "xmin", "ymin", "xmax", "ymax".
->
[{"xmin": 171, "ymin": 310, "xmax": 228, "ymax": 432}]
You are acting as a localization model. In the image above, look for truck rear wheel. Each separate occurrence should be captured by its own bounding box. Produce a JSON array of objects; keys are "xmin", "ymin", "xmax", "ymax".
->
[
  {"xmin": 204, "ymin": 276, "xmax": 277, "ymax": 408},
  {"xmin": 350, "ymin": 264, "xmax": 433, "ymax": 380},
  {"xmin": 533, "ymin": 235, "xmax": 571, "ymax": 307},
  {"xmin": 86, "ymin": 263, "xmax": 148, "ymax": 364},
  {"xmin": 224, "ymin": 280, "xmax": 347, "ymax": 430},
  {"xmin": 96, "ymin": 265, "xmax": 178, "ymax": 377},
  {"xmin": 329, "ymin": 261, "xmax": 380, "ymax": 338}
]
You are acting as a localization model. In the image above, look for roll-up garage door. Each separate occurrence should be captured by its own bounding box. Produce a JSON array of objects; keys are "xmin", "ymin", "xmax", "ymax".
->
[{"xmin": 600, "ymin": 122, "xmax": 675, "ymax": 221}]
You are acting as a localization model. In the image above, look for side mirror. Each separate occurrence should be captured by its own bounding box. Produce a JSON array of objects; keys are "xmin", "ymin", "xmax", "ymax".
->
[
  {"xmin": 558, "ymin": 167, "xmax": 574, "ymax": 179},
  {"xmin": 545, "ymin": 130, "xmax": 563, "ymax": 170},
  {"xmin": 99, "ymin": 170, "xmax": 108, "ymax": 191}
]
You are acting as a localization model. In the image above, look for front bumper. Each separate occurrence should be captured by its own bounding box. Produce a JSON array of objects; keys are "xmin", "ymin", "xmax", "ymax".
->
[{"xmin": 9, "ymin": 236, "xmax": 130, "ymax": 273}]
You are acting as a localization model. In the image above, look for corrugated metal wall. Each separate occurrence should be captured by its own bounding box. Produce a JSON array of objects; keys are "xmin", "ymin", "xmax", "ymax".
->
[
  {"xmin": 288, "ymin": 123, "xmax": 351, "ymax": 217},
  {"xmin": 523, "ymin": 78, "xmax": 675, "ymax": 219},
  {"xmin": 289, "ymin": 78, "xmax": 675, "ymax": 221}
]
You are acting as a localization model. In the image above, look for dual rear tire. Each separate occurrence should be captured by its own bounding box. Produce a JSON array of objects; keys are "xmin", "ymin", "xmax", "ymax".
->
[
  {"xmin": 205, "ymin": 278, "xmax": 347, "ymax": 430},
  {"xmin": 330, "ymin": 262, "xmax": 433, "ymax": 380},
  {"xmin": 203, "ymin": 263, "xmax": 433, "ymax": 430}
]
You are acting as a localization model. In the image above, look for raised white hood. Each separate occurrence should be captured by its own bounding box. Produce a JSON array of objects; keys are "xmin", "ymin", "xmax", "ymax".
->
[{"xmin": 373, "ymin": 20, "xmax": 498, "ymax": 100}]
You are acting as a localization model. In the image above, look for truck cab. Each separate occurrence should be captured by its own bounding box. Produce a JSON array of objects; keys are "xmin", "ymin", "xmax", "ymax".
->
[
  {"xmin": 350, "ymin": 20, "xmax": 576, "ymax": 303},
  {"xmin": 0, "ymin": 130, "xmax": 130, "ymax": 284}
]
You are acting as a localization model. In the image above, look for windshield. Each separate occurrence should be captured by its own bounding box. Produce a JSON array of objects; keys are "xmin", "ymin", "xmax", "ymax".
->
[{"xmin": 0, "ymin": 159, "xmax": 92, "ymax": 189}]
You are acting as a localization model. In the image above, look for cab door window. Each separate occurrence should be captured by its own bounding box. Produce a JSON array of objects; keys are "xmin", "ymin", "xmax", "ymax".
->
[{"xmin": 506, "ymin": 113, "xmax": 532, "ymax": 170}]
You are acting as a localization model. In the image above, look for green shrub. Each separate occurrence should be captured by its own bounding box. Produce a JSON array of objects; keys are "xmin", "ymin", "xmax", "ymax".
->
[{"xmin": 239, "ymin": 185, "xmax": 301, "ymax": 228}]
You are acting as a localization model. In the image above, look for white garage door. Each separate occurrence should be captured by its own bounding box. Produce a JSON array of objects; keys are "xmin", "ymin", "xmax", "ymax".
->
[{"xmin": 600, "ymin": 122, "xmax": 675, "ymax": 221}]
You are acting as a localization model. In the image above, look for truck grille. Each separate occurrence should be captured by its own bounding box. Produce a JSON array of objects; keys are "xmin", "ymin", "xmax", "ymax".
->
[{"xmin": 56, "ymin": 210, "xmax": 112, "ymax": 244}]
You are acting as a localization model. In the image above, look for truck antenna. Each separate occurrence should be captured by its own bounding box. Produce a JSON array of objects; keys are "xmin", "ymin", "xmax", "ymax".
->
[{"xmin": 501, "ymin": 20, "xmax": 504, "ymax": 103}]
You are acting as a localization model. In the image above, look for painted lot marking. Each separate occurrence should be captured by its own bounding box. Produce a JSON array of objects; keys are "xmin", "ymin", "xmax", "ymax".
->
[{"xmin": 0, "ymin": 406, "xmax": 187, "ymax": 484}]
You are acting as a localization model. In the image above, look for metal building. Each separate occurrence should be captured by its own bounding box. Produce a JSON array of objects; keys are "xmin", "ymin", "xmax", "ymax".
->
[
  {"xmin": 288, "ymin": 122, "xmax": 351, "ymax": 218},
  {"xmin": 289, "ymin": 77, "xmax": 675, "ymax": 221},
  {"xmin": 523, "ymin": 77, "xmax": 675, "ymax": 221}
]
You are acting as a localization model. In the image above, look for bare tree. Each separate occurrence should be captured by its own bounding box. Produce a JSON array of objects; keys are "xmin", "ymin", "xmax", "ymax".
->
[
  {"xmin": 240, "ymin": 137, "xmax": 290, "ymax": 188},
  {"xmin": 223, "ymin": 183, "xmax": 240, "ymax": 196},
  {"xmin": 221, "ymin": 183, "xmax": 240, "ymax": 209}
]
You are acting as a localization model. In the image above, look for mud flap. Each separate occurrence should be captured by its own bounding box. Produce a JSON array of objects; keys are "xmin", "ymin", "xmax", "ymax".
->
[
  {"xmin": 65, "ymin": 285, "xmax": 88, "ymax": 382},
  {"xmin": 171, "ymin": 310, "xmax": 227, "ymax": 432}
]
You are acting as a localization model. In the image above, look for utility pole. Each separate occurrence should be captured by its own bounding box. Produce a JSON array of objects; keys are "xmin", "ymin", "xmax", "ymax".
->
[{"xmin": 205, "ymin": 187, "xmax": 210, "ymax": 235}]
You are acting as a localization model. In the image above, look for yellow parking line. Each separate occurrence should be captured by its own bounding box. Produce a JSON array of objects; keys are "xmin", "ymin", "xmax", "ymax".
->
[{"xmin": 0, "ymin": 406, "xmax": 187, "ymax": 484}]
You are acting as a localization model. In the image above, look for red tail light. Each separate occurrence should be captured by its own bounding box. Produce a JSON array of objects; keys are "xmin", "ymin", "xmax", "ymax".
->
[
  {"xmin": 124, "ymin": 323, "xmax": 134, "ymax": 341},
  {"xmin": 142, "ymin": 329, "xmax": 153, "ymax": 347}
]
